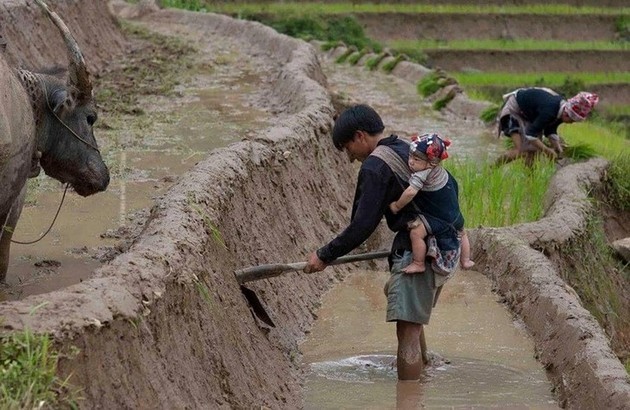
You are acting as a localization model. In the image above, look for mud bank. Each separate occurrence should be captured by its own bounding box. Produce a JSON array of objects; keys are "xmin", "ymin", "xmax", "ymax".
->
[
  {"xmin": 1, "ymin": 2, "xmax": 629, "ymax": 409},
  {"xmin": 0, "ymin": 0, "xmax": 125, "ymax": 73},
  {"xmin": 472, "ymin": 159, "xmax": 630, "ymax": 409}
]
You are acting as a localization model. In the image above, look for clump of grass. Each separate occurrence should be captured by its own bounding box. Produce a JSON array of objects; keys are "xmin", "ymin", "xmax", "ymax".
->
[
  {"xmin": 480, "ymin": 104, "xmax": 500, "ymax": 124},
  {"xmin": 603, "ymin": 153, "xmax": 630, "ymax": 212},
  {"xmin": 389, "ymin": 45, "xmax": 428, "ymax": 65},
  {"xmin": 453, "ymin": 72, "xmax": 630, "ymax": 89},
  {"xmin": 320, "ymin": 40, "xmax": 343, "ymax": 52},
  {"xmin": 248, "ymin": 14, "xmax": 381, "ymax": 52},
  {"xmin": 346, "ymin": 49, "xmax": 368, "ymax": 65},
  {"xmin": 447, "ymin": 158, "xmax": 555, "ymax": 227},
  {"xmin": 562, "ymin": 142, "xmax": 597, "ymax": 160},
  {"xmin": 556, "ymin": 215, "xmax": 629, "ymax": 355},
  {"xmin": 417, "ymin": 69, "xmax": 456, "ymax": 97},
  {"xmin": 365, "ymin": 52, "xmax": 389, "ymax": 71},
  {"xmin": 0, "ymin": 330, "xmax": 80, "ymax": 409},
  {"xmin": 381, "ymin": 54, "xmax": 406, "ymax": 73},
  {"xmin": 389, "ymin": 38, "xmax": 630, "ymax": 51},
  {"xmin": 615, "ymin": 15, "xmax": 629, "ymax": 42},
  {"xmin": 432, "ymin": 87, "xmax": 458, "ymax": 111},
  {"xmin": 560, "ymin": 121, "xmax": 628, "ymax": 160},
  {"xmin": 335, "ymin": 46, "xmax": 356, "ymax": 64},
  {"xmin": 159, "ymin": 0, "xmax": 205, "ymax": 11}
]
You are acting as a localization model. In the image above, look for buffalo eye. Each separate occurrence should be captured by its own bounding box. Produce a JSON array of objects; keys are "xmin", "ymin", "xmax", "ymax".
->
[{"xmin": 86, "ymin": 113, "xmax": 97, "ymax": 126}]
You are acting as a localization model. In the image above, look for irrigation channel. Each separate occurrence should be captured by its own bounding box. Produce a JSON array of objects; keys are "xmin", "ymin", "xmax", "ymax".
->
[{"xmin": 3, "ymin": 5, "xmax": 555, "ymax": 407}]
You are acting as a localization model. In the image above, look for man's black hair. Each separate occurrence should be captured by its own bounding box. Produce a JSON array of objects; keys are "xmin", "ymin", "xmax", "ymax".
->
[{"xmin": 332, "ymin": 104, "xmax": 385, "ymax": 150}]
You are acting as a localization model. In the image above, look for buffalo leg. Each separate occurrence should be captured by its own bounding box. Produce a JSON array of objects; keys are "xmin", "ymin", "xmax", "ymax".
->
[{"xmin": 0, "ymin": 187, "xmax": 26, "ymax": 282}]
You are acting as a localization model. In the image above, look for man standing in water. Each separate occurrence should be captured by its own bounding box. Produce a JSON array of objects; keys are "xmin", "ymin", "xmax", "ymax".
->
[{"xmin": 304, "ymin": 104, "xmax": 441, "ymax": 380}]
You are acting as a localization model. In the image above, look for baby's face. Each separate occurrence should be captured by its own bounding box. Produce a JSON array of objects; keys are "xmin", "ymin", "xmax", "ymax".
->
[{"xmin": 408, "ymin": 155, "xmax": 431, "ymax": 172}]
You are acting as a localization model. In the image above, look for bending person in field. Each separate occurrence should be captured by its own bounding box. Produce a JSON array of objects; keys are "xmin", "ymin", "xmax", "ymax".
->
[
  {"xmin": 389, "ymin": 133, "xmax": 473, "ymax": 274},
  {"xmin": 495, "ymin": 87, "xmax": 599, "ymax": 166}
]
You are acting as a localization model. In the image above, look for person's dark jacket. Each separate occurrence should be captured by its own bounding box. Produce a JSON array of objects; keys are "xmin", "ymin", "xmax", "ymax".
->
[{"xmin": 515, "ymin": 88, "xmax": 564, "ymax": 138}]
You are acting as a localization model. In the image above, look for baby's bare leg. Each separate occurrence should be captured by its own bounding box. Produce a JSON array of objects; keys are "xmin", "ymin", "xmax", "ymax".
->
[
  {"xmin": 404, "ymin": 224, "xmax": 427, "ymax": 273},
  {"xmin": 460, "ymin": 230, "xmax": 475, "ymax": 269}
]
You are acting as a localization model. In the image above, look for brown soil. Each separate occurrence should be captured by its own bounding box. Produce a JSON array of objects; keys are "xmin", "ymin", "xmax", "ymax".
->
[
  {"xmin": 0, "ymin": 1, "xmax": 629, "ymax": 409},
  {"xmin": 357, "ymin": 13, "xmax": 622, "ymax": 42}
]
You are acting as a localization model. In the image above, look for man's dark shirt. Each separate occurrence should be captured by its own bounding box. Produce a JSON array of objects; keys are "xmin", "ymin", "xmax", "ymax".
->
[
  {"xmin": 515, "ymin": 88, "xmax": 564, "ymax": 138},
  {"xmin": 317, "ymin": 135, "xmax": 461, "ymax": 263}
]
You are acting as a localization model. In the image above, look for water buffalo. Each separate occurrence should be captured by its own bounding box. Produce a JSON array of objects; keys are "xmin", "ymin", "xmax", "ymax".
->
[{"xmin": 0, "ymin": 0, "xmax": 110, "ymax": 282}]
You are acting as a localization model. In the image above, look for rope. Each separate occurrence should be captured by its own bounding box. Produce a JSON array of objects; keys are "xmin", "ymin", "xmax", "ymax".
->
[{"xmin": 10, "ymin": 184, "xmax": 69, "ymax": 245}]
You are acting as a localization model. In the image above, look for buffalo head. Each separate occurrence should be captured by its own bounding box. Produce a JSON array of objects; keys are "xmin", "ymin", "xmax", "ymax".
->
[{"xmin": 28, "ymin": 0, "xmax": 109, "ymax": 197}]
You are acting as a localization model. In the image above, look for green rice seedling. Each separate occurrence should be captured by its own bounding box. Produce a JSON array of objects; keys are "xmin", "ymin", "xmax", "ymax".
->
[
  {"xmin": 321, "ymin": 41, "xmax": 344, "ymax": 52},
  {"xmin": 615, "ymin": 15, "xmax": 630, "ymax": 41},
  {"xmin": 453, "ymin": 72, "xmax": 630, "ymax": 89},
  {"xmin": 480, "ymin": 104, "xmax": 500, "ymax": 124},
  {"xmin": 446, "ymin": 158, "xmax": 555, "ymax": 227},
  {"xmin": 365, "ymin": 52, "xmax": 388, "ymax": 71},
  {"xmin": 0, "ymin": 330, "xmax": 81, "ymax": 409},
  {"xmin": 389, "ymin": 45, "xmax": 428, "ymax": 65},
  {"xmin": 417, "ymin": 71, "xmax": 442, "ymax": 97},
  {"xmin": 335, "ymin": 46, "xmax": 356, "ymax": 64},
  {"xmin": 388, "ymin": 38, "xmax": 630, "ymax": 51},
  {"xmin": 603, "ymin": 153, "xmax": 630, "ymax": 212},
  {"xmin": 160, "ymin": 0, "xmax": 204, "ymax": 11},
  {"xmin": 432, "ymin": 91, "xmax": 456, "ymax": 111},
  {"xmin": 560, "ymin": 121, "xmax": 629, "ymax": 160},
  {"xmin": 381, "ymin": 54, "xmax": 406, "ymax": 73},
  {"xmin": 563, "ymin": 143, "xmax": 597, "ymax": 160},
  {"xmin": 347, "ymin": 49, "xmax": 368, "ymax": 65}
]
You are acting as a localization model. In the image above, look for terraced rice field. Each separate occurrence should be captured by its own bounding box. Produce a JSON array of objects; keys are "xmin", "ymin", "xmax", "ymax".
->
[{"xmin": 191, "ymin": 0, "xmax": 629, "ymax": 116}]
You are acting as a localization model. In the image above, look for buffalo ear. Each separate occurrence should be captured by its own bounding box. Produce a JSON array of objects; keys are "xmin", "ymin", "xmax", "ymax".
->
[{"xmin": 49, "ymin": 89, "xmax": 69, "ymax": 114}]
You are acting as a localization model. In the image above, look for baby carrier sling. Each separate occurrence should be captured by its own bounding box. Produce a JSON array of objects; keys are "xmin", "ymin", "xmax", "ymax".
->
[{"xmin": 370, "ymin": 144, "xmax": 461, "ymax": 284}]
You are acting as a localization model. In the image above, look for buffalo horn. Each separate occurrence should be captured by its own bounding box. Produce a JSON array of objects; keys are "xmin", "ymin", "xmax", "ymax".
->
[{"xmin": 33, "ymin": 0, "xmax": 93, "ymax": 98}]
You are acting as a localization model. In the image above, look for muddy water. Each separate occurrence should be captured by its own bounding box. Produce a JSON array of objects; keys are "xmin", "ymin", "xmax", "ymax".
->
[
  {"xmin": 301, "ymin": 270, "xmax": 558, "ymax": 409},
  {"xmin": 1, "ymin": 38, "xmax": 271, "ymax": 301}
]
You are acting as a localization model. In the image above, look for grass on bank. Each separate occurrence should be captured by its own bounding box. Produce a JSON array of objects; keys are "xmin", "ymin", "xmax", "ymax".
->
[
  {"xmin": 0, "ymin": 329, "xmax": 80, "ymax": 409},
  {"xmin": 159, "ymin": 1, "xmax": 630, "ymax": 16},
  {"xmin": 453, "ymin": 72, "xmax": 630, "ymax": 89},
  {"xmin": 390, "ymin": 38, "xmax": 630, "ymax": 51}
]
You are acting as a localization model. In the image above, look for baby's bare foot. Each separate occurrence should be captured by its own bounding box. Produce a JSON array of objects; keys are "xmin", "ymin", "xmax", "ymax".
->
[
  {"xmin": 461, "ymin": 259, "xmax": 475, "ymax": 269},
  {"xmin": 403, "ymin": 261, "xmax": 426, "ymax": 274}
]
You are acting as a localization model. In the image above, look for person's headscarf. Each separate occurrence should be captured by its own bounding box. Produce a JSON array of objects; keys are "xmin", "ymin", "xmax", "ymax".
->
[
  {"xmin": 409, "ymin": 132, "xmax": 451, "ymax": 165},
  {"xmin": 564, "ymin": 92, "xmax": 599, "ymax": 122}
]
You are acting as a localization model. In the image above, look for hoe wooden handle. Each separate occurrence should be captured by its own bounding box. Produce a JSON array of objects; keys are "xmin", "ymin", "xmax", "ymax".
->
[{"xmin": 235, "ymin": 250, "xmax": 390, "ymax": 284}]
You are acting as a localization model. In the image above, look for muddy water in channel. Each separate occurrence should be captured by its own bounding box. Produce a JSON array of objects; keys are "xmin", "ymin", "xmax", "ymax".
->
[{"xmin": 301, "ymin": 270, "xmax": 558, "ymax": 409}]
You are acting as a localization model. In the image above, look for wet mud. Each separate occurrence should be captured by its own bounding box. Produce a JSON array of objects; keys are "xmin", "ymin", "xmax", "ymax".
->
[{"xmin": 0, "ymin": 1, "xmax": 629, "ymax": 409}]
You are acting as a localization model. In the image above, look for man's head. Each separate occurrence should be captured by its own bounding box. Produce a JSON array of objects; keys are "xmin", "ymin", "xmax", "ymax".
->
[
  {"xmin": 562, "ymin": 92, "xmax": 599, "ymax": 123},
  {"xmin": 332, "ymin": 104, "xmax": 385, "ymax": 162}
]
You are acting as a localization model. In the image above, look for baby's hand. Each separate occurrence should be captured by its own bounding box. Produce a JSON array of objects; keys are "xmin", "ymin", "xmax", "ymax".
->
[{"xmin": 389, "ymin": 202, "xmax": 399, "ymax": 214}]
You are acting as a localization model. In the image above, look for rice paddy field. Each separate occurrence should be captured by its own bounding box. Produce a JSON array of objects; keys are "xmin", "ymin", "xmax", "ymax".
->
[{"xmin": 163, "ymin": 0, "xmax": 629, "ymax": 119}]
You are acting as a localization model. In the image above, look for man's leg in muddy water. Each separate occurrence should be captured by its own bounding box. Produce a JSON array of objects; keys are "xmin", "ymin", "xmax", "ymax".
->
[{"xmin": 396, "ymin": 320, "xmax": 423, "ymax": 380}]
